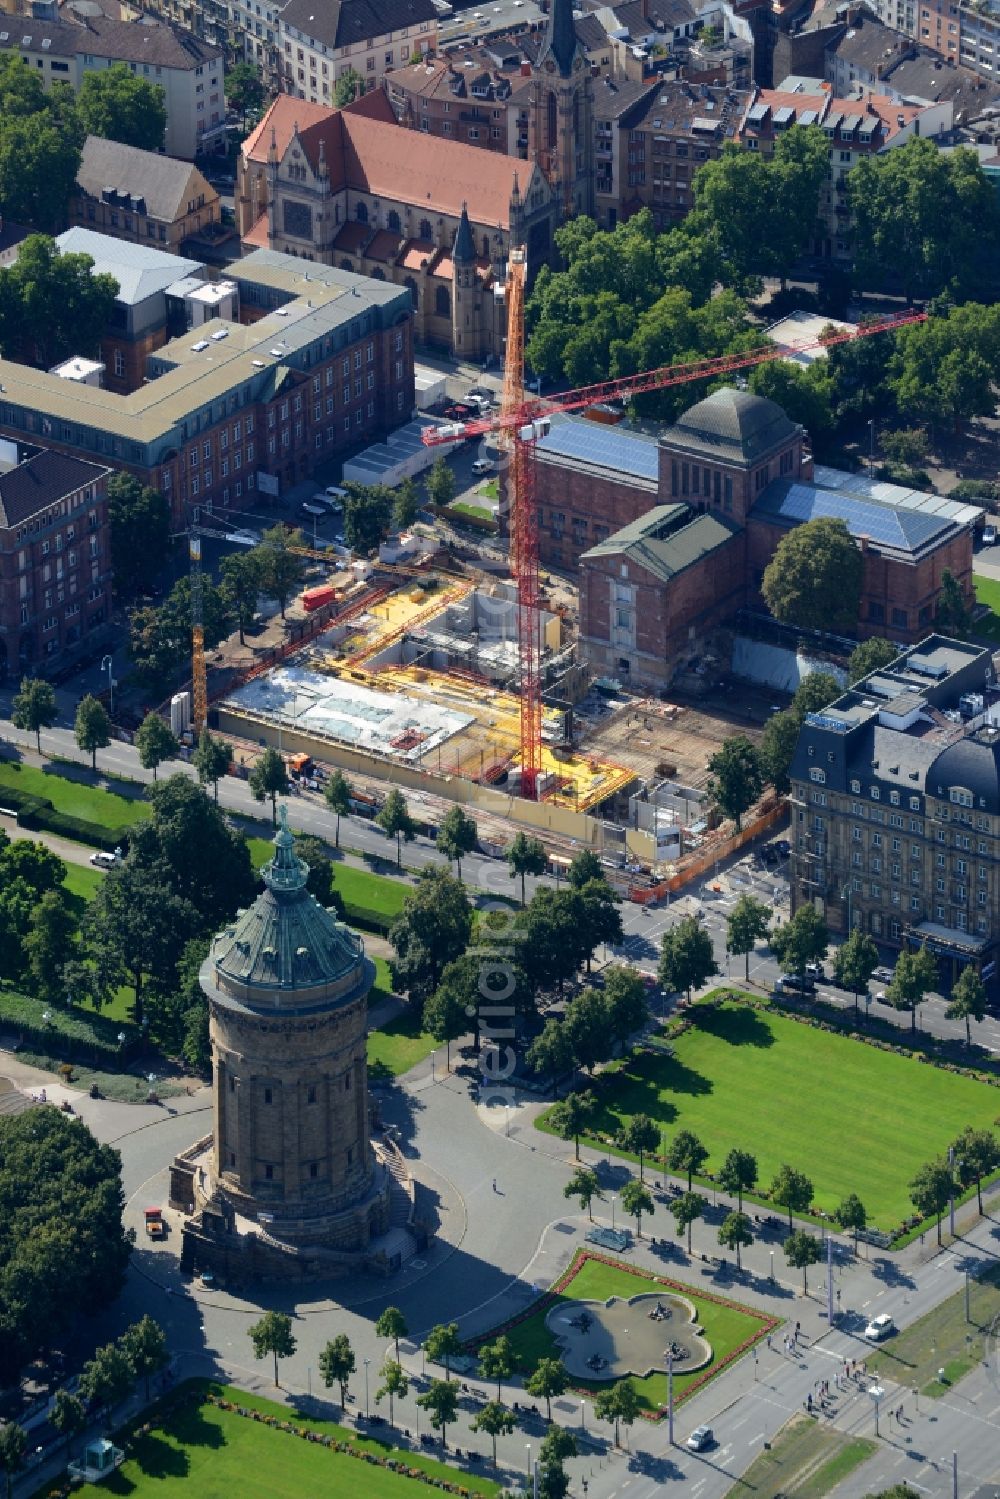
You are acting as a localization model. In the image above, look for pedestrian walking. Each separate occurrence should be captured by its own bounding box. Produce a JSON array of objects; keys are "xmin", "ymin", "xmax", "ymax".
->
[
  {"xmin": 766, "ymin": 1333, "xmax": 772, "ymax": 1351},
  {"xmin": 492, "ymin": 1178, "xmax": 497, "ymax": 1192}
]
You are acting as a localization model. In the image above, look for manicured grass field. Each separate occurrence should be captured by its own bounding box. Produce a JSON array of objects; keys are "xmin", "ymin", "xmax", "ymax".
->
[
  {"xmin": 867, "ymin": 1262, "xmax": 1000, "ymax": 1397},
  {"xmin": 0, "ymin": 759, "xmax": 147, "ymax": 831},
  {"xmin": 368, "ymin": 1009, "xmax": 436, "ymax": 1078},
  {"xmin": 726, "ymin": 1413, "xmax": 876, "ymax": 1498},
  {"xmin": 491, "ymin": 1251, "xmax": 772, "ymax": 1416},
  {"xmin": 81, "ymin": 1382, "xmax": 500, "ymax": 1499},
  {"xmin": 249, "ymin": 836, "xmax": 410, "ymax": 927},
  {"xmin": 973, "ymin": 574, "xmax": 1000, "ymax": 642},
  {"xmin": 538, "ymin": 998, "xmax": 1000, "ymax": 1230},
  {"xmin": 61, "ymin": 861, "xmax": 104, "ymax": 907}
]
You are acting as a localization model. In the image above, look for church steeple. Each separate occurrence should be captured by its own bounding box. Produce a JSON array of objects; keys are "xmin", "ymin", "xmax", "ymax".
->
[
  {"xmin": 541, "ymin": 0, "xmax": 577, "ymax": 77},
  {"xmin": 453, "ymin": 202, "xmax": 475, "ymax": 265}
]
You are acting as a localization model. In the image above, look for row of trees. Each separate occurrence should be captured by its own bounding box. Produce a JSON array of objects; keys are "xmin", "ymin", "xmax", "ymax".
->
[{"xmin": 909, "ymin": 1126, "xmax": 1000, "ymax": 1241}]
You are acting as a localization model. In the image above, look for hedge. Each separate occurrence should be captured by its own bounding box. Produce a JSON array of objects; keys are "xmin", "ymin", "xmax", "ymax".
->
[
  {"xmin": 341, "ymin": 900, "xmax": 392, "ymax": 936},
  {"xmin": 0, "ymin": 782, "xmax": 127, "ymax": 852},
  {"xmin": 0, "ymin": 989, "xmax": 140, "ymax": 1067}
]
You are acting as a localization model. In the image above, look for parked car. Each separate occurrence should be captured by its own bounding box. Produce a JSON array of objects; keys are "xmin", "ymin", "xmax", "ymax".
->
[
  {"xmin": 983, "ymin": 524, "xmax": 996, "ymax": 546},
  {"xmin": 778, "ymin": 974, "xmax": 816, "ymax": 995},
  {"xmin": 874, "ymin": 989, "xmax": 891, "ymax": 1005},
  {"xmin": 471, "ymin": 458, "xmax": 495, "ymax": 475},
  {"xmin": 301, "ymin": 500, "xmax": 325, "ymax": 517},
  {"xmin": 864, "ymin": 1313, "xmax": 895, "ymax": 1341},
  {"xmin": 89, "ymin": 851, "xmax": 117, "ymax": 870},
  {"xmin": 872, "ymin": 965, "xmax": 894, "ymax": 983},
  {"xmin": 686, "ymin": 1425, "xmax": 714, "ymax": 1452},
  {"xmin": 805, "ymin": 962, "xmax": 825, "ymax": 980}
]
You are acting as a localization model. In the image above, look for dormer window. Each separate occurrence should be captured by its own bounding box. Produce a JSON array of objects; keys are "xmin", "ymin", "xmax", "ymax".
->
[
  {"xmin": 950, "ymin": 786, "xmax": 973, "ymax": 807},
  {"xmin": 870, "ymin": 786, "xmax": 880, "ymax": 800},
  {"xmin": 809, "ymin": 767, "xmax": 826, "ymax": 783}
]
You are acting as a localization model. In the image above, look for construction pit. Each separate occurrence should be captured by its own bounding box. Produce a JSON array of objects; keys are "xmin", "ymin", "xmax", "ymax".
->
[{"xmin": 217, "ymin": 576, "xmax": 636, "ymax": 816}]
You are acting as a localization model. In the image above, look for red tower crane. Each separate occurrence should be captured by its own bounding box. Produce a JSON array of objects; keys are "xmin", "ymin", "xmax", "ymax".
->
[{"xmin": 424, "ymin": 288, "xmax": 927, "ymax": 801}]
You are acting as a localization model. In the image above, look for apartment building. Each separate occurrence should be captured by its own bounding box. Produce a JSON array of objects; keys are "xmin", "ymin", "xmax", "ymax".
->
[
  {"xmin": 71, "ymin": 136, "xmax": 222, "ymax": 254},
  {"xmin": 0, "ymin": 251, "xmax": 414, "ymax": 530},
  {"xmin": 788, "ymin": 635, "xmax": 1000, "ymax": 986},
  {"xmin": 0, "ymin": 443, "xmax": 112, "ymax": 679},
  {"xmin": 0, "ymin": 14, "xmax": 226, "ymax": 159},
  {"xmin": 279, "ymin": 0, "xmax": 438, "ymax": 106}
]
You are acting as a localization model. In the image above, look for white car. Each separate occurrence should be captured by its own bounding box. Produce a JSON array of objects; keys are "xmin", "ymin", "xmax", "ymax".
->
[
  {"xmin": 472, "ymin": 458, "xmax": 495, "ymax": 475},
  {"xmin": 686, "ymin": 1425, "xmax": 713, "ymax": 1452},
  {"xmin": 89, "ymin": 851, "xmax": 117, "ymax": 870},
  {"xmin": 983, "ymin": 524, "xmax": 997, "ymax": 546},
  {"xmin": 864, "ymin": 1313, "xmax": 895, "ymax": 1341}
]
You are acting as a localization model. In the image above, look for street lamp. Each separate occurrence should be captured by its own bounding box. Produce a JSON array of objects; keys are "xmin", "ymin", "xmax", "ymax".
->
[
  {"xmin": 101, "ymin": 654, "xmax": 114, "ymax": 716},
  {"xmin": 525, "ymin": 1444, "xmax": 531, "ymax": 1490},
  {"xmin": 580, "ymin": 1400, "xmax": 585, "ymax": 1433},
  {"xmin": 769, "ymin": 1250, "xmax": 775, "ymax": 1282},
  {"xmin": 431, "ymin": 1051, "xmax": 436, "ymax": 1082},
  {"xmin": 364, "ymin": 1358, "xmax": 371, "ymax": 1419},
  {"xmin": 841, "ymin": 881, "xmax": 852, "ymax": 933},
  {"xmin": 666, "ymin": 1348, "xmax": 674, "ymax": 1445},
  {"xmin": 611, "ymin": 1194, "xmax": 617, "ymax": 1232}
]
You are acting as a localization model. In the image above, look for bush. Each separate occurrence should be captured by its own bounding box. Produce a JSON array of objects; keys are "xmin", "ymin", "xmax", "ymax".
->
[
  {"xmin": 2, "ymin": 782, "xmax": 127, "ymax": 851},
  {"xmin": 341, "ymin": 901, "xmax": 392, "ymax": 936},
  {"xmin": 951, "ymin": 478, "xmax": 1000, "ymax": 509},
  {"xmin": 0, "ymin": 990, "xmax": 139, "ymax": 1067}
]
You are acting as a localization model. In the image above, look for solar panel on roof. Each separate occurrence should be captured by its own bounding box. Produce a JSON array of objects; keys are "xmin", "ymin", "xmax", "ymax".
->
[
  {"xmin": 536, "ymin": 420, "xmax": 659, "ymax": 482},
  {"xmin": 769, "ymin": 482, "xmax": 950, "ymax": 552}
]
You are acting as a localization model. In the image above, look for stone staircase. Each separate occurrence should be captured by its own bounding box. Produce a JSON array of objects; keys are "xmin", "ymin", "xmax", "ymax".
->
[{"xmin": 0, "ymin": 1077, "xmax": 33, "ymax": 1117}]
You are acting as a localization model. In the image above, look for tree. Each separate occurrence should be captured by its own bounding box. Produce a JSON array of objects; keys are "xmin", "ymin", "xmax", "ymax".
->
[
  {"xmin": 220, "ymin": 548, "xmax": 263, "ymax": 646},
  {"xmin": 193, "ymin": 728, "xmax": 231, "ymax": 802},
  {"xmin": 77, "ymin": 63, "xmax": 166, "ymax": 151},
  {"xmin": 0, "ymin": 235, "xmax": 118, "ymax": 367},
  {"xmin": 84, "ymin": 863, "xmax": 198, "ymax": 1025},
  {"xmin": 135, "ymin": 713, "xmax": 179, "ymax": 781},
  {"xmin": 749, "ymin": 359, "xmax": 833, "ymax": 441},
  {"xmin": 718, "ymin": 1149, "xmax": 758, "ymax": 1212},
  {"xmin": 416, "ymin": 1378, "xmax": 459, "ymax": 1450},
  {"xmin": 848, "ymin": 637, "xmax": 899, "ymax": 685},
  {"xmin": 547, "ymin": 1090, "xmax": 596, "ymax": 1159},
  {"xmin": 603, "ymin": 965, "xmax": 649, "ymax": 1044},
  {"xmin": 319, "ymin": 1334, "xmax": 355, "ymax": 1409},
  {"xmin": 538, "ymin": 1426, "xmax": 577, "ymax": 1499},
  {"xmin": 567, "ymin": 848, "xmax": 602, "ymax": 887},
  {"xmin": 128, "ymin": 573, "xmax": 234, "ymax": 693},
  {"xmin": 578, "ymin": 877, "xmax": 624, "ymax": 969},
  {"xmin": 342, "ymin": 482, "xmax": 393, "ymax": 554},
  {"xmin": 51, "ymin": 1389, "xmax": 86, "ymax": 1455},
  {"xmin": 792, "ymin": 673, "xmax": 843, "ymax": 721},
  {"xmin": 435, "ymin": 804, "xmax": 478, "ymax": 878},
  {"xmin": 658, "ymin": 915, "xmax": 718, "ymax": 1001},
  {"xmin": 620, "ymin": 1177, "xmax": 654, "ymax": 1239},
  {"xmin": 225, "ymin": 60, "xmax": 265, "ymax": 128},
  {"xmin": 324, "ymin": 768, "xmax": 352, "ymax": 847},
  {"xmin": 909, "ymin": 1157, "xmax": 955, "ymax": 1245},
  {"xmin": 25, "ymin": 889, "xmax": 78, "ymax": 1004},
  {"xmin": 707, "ymin": 734, "xmax": 763, "ymax": 830},
  {"xmin": 0, "ymin": 1423, "xmax": 26, "ymax": 1499},
  {"xmin": 527, "ymin": 1016, "xmax": 575, "ymax": 1096},
  {"xmin": 80, "ymin": 1340, "xmax": 134, "ymax": 1420},
  {"xmin": 671, "ymin": 1190, "xmax": 705, "ymax": 1252},
  {"xmin": 594, "ymin": 1380, "xmax": 640, "ymax": 1447},
  {"xmin": 726, "ymin": 895, "xmax": 771, "ymax": 982},
  {"xmin": 107, "ymin": 472, "xmax": 171, "ymax": 601},
  {"xmin": 75, "ymin": 693, "xmax": 111, "ymax": 769},
  {"xmin": 833, "ymin": 928, "xmax": 879, "ymax": 1016},
  {"xmin": 249, "ymin": 745, "xmax": 289, "ymax": 826},
  {"xmin": 945, "ymin": 966, "xmax": 987, "ymax": 1047},
  {"xmin": 850, "ymin": 138, "xmax": 1000, "ymax": 305},
  {"xmin": 424, "ymin": 963, "xmax": 471, "ymax": 1070},
  {"xmin": 120, "ymin": 1315, "xmax": 168, "ymax": 1400},
  {"xmin": 769, "ymin": 904, "xmax": 828, "ymax": 987},
  {"xmin": 667, "ymin": 1129, "xmax": 709, "ymax": 1191},
  {"xmin": 377, "ymin": 787, "xmax": 417, "ymax": 870},
  {"xmin": 471, "ymin": 1400, "xmax": 515, "ymax": 1465},
  {"xmin": 389, "ymin": 866, "xmax": 472, "ymax": 1004},
  {"xmin": 506, "ymin": 830, "xmax": 548, "ymax": 905},
  {"xmin": 375, "ymin": 1359, "xmax": 409, "ymax": 1427},
  {"xmin": 423, "ymin": 1322, "xmax": 461, "ymax": 1379},
  {"xmin": 718, "ymin": 1210, "xmax": 753, "ymax": 1272},
  {"xmin": 617, "ymin": 1113, "xmax": 659, "ymax": 1181},
  {"xmin": 11, "ymin": 675, "xmax": 56, "ymax": 752},
  {"xmin": 520, "ymin": 887, "xmax": 589, "ymax": 994},
  {"xmin": 761, "ymin": 516, "xmax": 863, "ymax": 635},
  {"xmin": 375, "ymin": 1306, "xmax": 408, "ymax": 1364},
  {"xmin": 248, "ymin": 1310, "xmax": 296, "ymax": 1387},
  {"xmin": 334, "ymin": 67, "xmax": 365, "ymax": 106},
  {"xmin": 527, "ymin": 1359, "xmax": 569, "ymax": 1422},
  {"xmin": 426, "ymin": 454, "xmax": 456, "ymax": 510},
  {"xmin": 478, "ymin": 1335, "xmax": 515, "ymax": 1400},
  {"xmin": 759, "ymin": 709, "xmax": 801, "ymax": 795},
  {"xmin": 0, "ymin": 64, "xmax": 82, "ymax": 235},
  {"xmin": 562, "ymin": 988, "xmax": 613, "ymax": 1073},
  {"xmin": 783, "ymin": 1229, "xmax": 821, "ymax": 1292},
  {"xmin": 886, "ymin": 944, "xmax": 938, "ymax": 1034},
  {"xmin": 770, "ymin": 1164, "xmax": 814, "ymax": 1233},
  {"xmin": 393, "ymin": 476, "xmax": 420, "ymax": 532},
  {"xmin": 937, "ymin": 568, "xmax": 971, "ymax": 637},
  {"xmin": 255, "ymin": 525, "xmax": 305, "ymax": 618},
  {"xmin": 952, "ymin": 1126, "xmax": 1000, "ymax": 1215},
  {"xmin": 835, "ymin": 1192, "xmax": 868, "ymax": 1254},
  {"xmin": 890, "ymin": 304, "xmax": 1000, "ymax": 431}
]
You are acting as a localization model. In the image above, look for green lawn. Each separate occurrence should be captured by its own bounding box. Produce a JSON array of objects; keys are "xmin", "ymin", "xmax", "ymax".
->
[
  {"xmin": 488, "ymin": 1251, "xmax": 772, "ymax": 1416},
  {"xmin": 0, "ymin": 759, "xmax": 147, "ymax": 831},
  {"xmin": 61, "ymin": 861, "xmax": 104, "ymax": 908},
  {"xmin": 726, "ymin": 1413, "xmax": 876, "ymax": 1498},
  {"xmin": 69, "ymin": 1382, "xmax": 499, "ymax": 1499},
  {"xmin": 973, "ymin": 574, "xmax": 1000, "ymax": 641},
  {"xmin": 448, "ymin": 502, "xmax": 497, "ymax": 526},
  {"xmin": 867, "ymin": 1262, "xmax": 1000, "ymax": 1397},
  {"xmin": 538, "ymin": 998, "xmax": 1000, "ymax": 1230}
]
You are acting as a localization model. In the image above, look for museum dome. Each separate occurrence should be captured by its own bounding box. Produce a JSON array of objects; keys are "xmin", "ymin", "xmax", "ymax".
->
[
  {"xmin": 927, "ymin": 726, "xmax": 1000, "ymax": 816},
  {"xmin": 204, "ymin": 806, "xmax": 373, "ymax": 1013},
  {"xmin": 662, "ymin": 388, "xmax": 800, "ymax": 464}
]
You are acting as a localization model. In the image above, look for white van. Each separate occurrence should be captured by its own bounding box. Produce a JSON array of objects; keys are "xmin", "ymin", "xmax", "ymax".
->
[{"xmin": 472, "ymin": 458, "xmax": 494, "ymax": 476}]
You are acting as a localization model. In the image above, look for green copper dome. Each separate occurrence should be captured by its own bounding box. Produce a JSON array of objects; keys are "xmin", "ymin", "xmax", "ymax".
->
[{"xmin": 204, "ymin": 806, "xmax": 374, "ymax": 1014}]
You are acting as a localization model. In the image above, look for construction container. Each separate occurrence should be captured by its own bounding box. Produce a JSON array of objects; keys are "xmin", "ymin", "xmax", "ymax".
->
[{"xmin": 302, "ymin": 584, "xmax": 337, "ymax": 613}]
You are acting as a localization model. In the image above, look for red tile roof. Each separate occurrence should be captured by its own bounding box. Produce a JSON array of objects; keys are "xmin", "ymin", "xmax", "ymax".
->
[
  {"xmin": 366, "ymin": 229, "xmax": 404, "ymax": 263},
  {"xmin": 398, "ymin": 238, "xmax": 436, "ymax": 270},
  {"xmin": 244, "ymin": 94, "xmax": 527, "ymax": 228},
  {"xmin": 332, "ymin": 221, "xmax": 370, "ymax": 253}
]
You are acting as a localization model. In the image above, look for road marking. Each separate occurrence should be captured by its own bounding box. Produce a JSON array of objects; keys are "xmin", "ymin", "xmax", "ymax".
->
[
  {"xmin": 748, "ymin": 1431, "xmax": 765, "ymax": 1447},
  {"xmin": 731, "ymin": 1415, "xmax": 749, "ymax": 1431}
]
